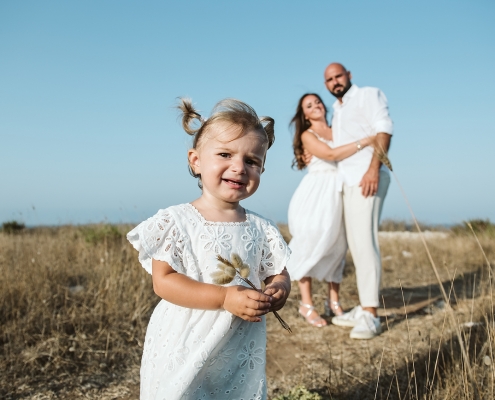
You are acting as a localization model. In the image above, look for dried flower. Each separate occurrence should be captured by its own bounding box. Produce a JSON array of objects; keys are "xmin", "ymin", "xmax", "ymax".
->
[
  {"xmin": 211, "ymin": 253, "xmax": 292, "ymax": 333},
  {"xmin": 231, "ymin": 253, "xmax": 250, "ymax": 278},
  {"xmin": 375, "ymin": 148, "xmax": 393, "ymax": 171},
  {"xmin": 231, "ymin": 253, "xmax": 243, "ymax": 269},
  {"xmin": 238, "ymin": 264, "xmax": 250, "ymax": 278},
  {"xmin": 212, "ymin": 253, "xmax": 251, "ymax": 284},
  {"xmin": 210, "ymin": 263, "xmax": 236, "ymax": 285},
  {"xmin": 216, "ymin": 254, "xmax": 234, "ymax": 268}
]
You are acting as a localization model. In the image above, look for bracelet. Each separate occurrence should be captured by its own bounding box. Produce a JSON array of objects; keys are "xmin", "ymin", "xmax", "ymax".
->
[{"xmin": 356, "ymin": 140, "xmax": 362, "ymax": 151}]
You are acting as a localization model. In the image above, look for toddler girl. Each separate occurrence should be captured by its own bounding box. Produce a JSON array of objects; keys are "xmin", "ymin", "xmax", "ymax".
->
[{"xmin": 127, "ymin": 98, "xmax": 291, "ymax": 399}]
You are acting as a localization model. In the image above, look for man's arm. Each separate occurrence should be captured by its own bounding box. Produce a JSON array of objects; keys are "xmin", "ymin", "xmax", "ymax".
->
[
  {"xmin": 359, "ymin": 132, "xmax": 391, "ymax": 197},
  {"xmin": 359, "ymin": 88, "xmax": 393, "ymax": 197}
]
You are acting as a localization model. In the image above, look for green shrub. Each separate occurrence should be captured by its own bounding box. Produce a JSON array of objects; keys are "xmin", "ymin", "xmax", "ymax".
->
[
  {"xmin": 2, "ymin": 220, "xmax": 25, "ymax": 234},
  {"xmin": 79, "ymin": 224, "xmax": 123, "ymax": 244},
  {"xmin": 379, "ymin": 219, "xmax": 409, "ymax": 231},
  {"xmin": 272, "ymin": 385, "xmax": 322, "ymax": 400},
  {"xmin": 379, "ymin": 219, "xmax": 446, "ymax": 232},
  {"xmin": 452, "ymin": 219, "xmax": 495, "ymax": 237}
]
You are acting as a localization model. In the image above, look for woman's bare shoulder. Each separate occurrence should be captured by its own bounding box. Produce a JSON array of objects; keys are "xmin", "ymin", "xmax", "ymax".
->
[
  {"xmin": 301, "ymin": 129, "xmax": 316, "ymax": 138},
  {"xmin": 300, "ymin": 129, "xmax": 316, "ymax": 144}
]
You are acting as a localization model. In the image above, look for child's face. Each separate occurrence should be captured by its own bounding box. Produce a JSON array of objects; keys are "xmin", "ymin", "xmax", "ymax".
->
[{"xmin": 188, "ymin": 124, "xmax": 268, "ymax": 205}]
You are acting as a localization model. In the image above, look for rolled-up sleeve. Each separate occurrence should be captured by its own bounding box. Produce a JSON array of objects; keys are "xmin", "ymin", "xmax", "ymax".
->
[{"xmin": 369, "ymin": 89, "xmax": 393, "ymax": 135}]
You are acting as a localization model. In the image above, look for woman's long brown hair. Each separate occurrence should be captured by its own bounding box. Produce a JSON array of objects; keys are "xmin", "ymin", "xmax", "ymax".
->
[{"xmin": 290, "ymin": 93, "xmax": 328, "ymax": 170}]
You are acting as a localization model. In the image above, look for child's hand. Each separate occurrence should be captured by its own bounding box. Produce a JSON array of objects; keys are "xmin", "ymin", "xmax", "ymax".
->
[
  {"xmin": 263, "ymin": 282, "xmax": 290, "ymax": 312},
  {"xmin": 263, "ymin": 269, "xmax": 291, "ymax": 312},
  {"xmin": 223, "ymin": 285, "xmax": 272, "ymax": 322}
]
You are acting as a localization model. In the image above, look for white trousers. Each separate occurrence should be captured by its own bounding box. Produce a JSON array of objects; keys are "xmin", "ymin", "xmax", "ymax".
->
[{"xmin": 342, "ymin": 170, "xmax": 390, "ymax": 308}]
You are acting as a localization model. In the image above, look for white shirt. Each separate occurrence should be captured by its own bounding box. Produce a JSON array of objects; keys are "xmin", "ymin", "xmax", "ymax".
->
[{"xmin": 331, "ymin": 84, "xmax": 393, "ymax": 188}]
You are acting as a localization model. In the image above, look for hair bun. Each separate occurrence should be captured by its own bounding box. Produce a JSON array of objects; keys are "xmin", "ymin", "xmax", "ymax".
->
[
  {"xmin": 176, "ymin": 98, "xmax": 204, "ymax": 136},
  {"xmin": 259, "ymin": 117, "xmax": 275, "ymax": 149}
]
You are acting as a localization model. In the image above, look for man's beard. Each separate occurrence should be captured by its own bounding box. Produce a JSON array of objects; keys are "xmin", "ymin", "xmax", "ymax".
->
[{"xmin": 330, "ymin": 81, "xmax": 352, "ymax": 98}]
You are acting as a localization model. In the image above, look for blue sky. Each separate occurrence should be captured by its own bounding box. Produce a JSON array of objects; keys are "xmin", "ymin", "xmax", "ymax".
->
[{"xmin": 1, "ymin": 0, "xmax": 494, "ymax": 226}]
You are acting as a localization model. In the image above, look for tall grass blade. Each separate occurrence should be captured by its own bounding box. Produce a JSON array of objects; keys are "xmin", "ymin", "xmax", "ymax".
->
[{"xmin": 387, "ymin": 164, "xmax": 480, "ymax": 399}]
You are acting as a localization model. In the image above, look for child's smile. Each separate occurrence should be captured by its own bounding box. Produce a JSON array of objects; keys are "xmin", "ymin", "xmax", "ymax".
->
[{"xmin": 222, "ymin": 178, "xmax": 246, "ymax": 189}]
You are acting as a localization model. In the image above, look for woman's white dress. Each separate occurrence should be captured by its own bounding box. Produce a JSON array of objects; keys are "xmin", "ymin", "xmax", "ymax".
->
[
  {"xmin": 287, "ymin": 133, "xmax": 347, "ymax": 282},
  {"xmin": 127, "ymin": 203, "xmax": 290, "ymax": 400}
]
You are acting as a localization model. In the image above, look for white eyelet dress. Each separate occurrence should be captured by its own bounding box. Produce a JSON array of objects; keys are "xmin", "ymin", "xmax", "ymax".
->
[
  {"xmin": 286, "ymin": 131, "xmax": 348, "ymax": 282},
  {"xmin": 127, "ymin": 203, "xmax": 290, "ymax": 400}
]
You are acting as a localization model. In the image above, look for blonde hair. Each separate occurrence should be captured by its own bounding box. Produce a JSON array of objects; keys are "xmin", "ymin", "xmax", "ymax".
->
[{"xmin": 177, "ymin": 98, "xmax": 275, "ymax": 186}]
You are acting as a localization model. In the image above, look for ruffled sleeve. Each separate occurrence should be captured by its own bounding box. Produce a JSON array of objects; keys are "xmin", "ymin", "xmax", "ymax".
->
[
  {"xmin": 127, "ymin": 209, "xmax": 185, "ymax": 275},
  {"xmin": 259, "ymin": 218, "xmax": 291, "ymax": 281}
]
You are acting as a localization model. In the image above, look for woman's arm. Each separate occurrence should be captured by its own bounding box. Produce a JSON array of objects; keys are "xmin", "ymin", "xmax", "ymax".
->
[
  {"xmin": 152, "ymin": 259, "xmax": 272, "ymax": 322},
  {"xmin": 301, "ymin": 130, "xmax": 376, "ymax": 161}
]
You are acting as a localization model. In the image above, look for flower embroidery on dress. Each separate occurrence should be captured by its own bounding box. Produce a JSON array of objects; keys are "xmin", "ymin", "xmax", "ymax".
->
[
  {"xmin": 241, "ymin": 227, "xmax": 263, "ymax": 255},
  {"xmin": 200, "ymin": 226, "xmax": 233, "ymax": 254},
  {"xmin": 192, "ymin": 333, "xmax": 204, "ymax": 345},
  {"xmin": 261, "ymin": 221, "xmax": 286, "ymax": 252},
  {"xmin": 237, "ymin": 340, "xmax": 264, "ymax": 370},
  {"xmin": 193, "ymin": 350, "xmax": 209, "ymax": 369},
  {"xmin": 260, "ymin": 246, "xmax": 274, "ymax": 274},
  {"xmin": 209, "ymin": 347, "xmax": 235, "ymax": 370},
  {"xmin": 166, "ymin": 347, "xmax": 190, "ymax": 371}
]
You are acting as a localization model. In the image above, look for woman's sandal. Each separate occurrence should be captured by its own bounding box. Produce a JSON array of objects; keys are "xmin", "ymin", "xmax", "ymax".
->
[
  {"xmin": 298, "ymin": 301, "xmax": 327, "ymax": 327},
  {"xmin": 324, "ymin": 299, "xmax": 344, "ymax": 317}
]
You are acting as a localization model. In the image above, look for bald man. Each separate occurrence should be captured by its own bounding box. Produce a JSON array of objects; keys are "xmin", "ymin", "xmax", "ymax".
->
[{"xmin": 324, "ymin": 63, "xmax": 393, "ymax": 339}]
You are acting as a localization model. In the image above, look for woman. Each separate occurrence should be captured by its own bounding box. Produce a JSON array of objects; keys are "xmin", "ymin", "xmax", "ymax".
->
[{"xmin": 287, "ymin": 93, "xmax": 376, "ymax": 327}]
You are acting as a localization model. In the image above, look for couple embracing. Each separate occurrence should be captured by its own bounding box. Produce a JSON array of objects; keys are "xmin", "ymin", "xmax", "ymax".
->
[{"xmin": 287, "ymin": 63, "xmax": 393, "ymax": 340}]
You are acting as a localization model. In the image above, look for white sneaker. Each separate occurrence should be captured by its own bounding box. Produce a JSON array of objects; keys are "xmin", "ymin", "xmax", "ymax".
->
[
  {"xmin": 331, "ymin": 305, "xmax": 364, "ymax": 327},
  {"xmin": 349, "ymin": 311, "xmax": 382, "ymax": 339}
]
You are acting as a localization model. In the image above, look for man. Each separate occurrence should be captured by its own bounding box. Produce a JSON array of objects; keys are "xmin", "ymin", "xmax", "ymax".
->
[{"xmin": 324, "ymin": 63, "xmax": 393, "ymax": 339}]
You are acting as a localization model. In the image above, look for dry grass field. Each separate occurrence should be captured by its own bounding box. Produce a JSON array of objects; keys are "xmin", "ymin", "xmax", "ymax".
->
[{"xmin": 1, "ymin": 221, "xmax": 494, "ymax": 399}]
